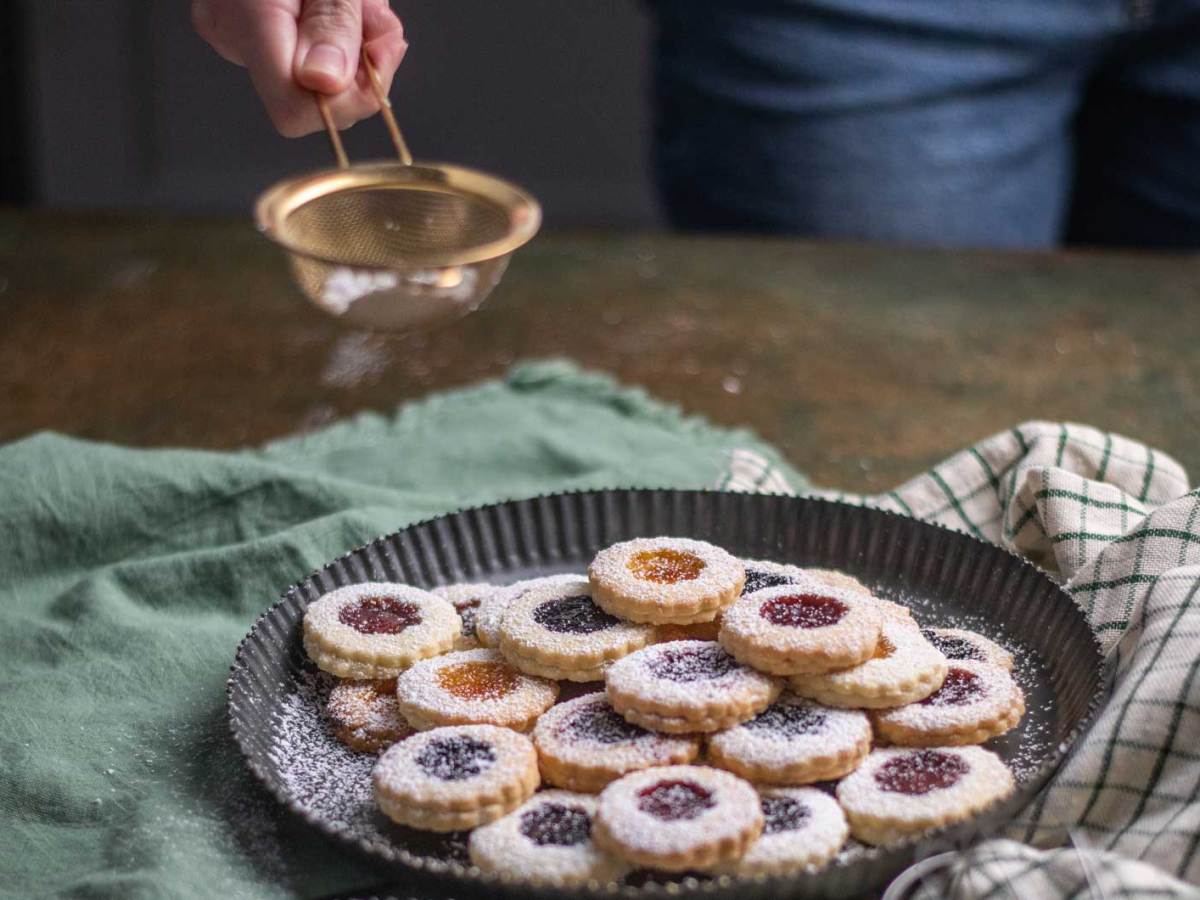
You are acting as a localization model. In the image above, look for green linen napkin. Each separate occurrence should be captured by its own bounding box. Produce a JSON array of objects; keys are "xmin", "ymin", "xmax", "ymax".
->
[{"xmin": 0, "ymin": 361, "xmax": 799, "ymax": 900}]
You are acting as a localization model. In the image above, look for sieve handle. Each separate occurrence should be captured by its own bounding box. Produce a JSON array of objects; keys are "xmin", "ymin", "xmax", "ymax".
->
[{"xmin": 313, "ymin": 47, "xmax": 413, "ymax": 170}]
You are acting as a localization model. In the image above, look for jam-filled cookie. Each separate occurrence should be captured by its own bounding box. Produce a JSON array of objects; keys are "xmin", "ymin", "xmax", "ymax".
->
[
  {"xmin": 497, "ymin": 577, "xmax": 655, "ymax": 682},
  {"xmin": 922, "ymin": 627, "xmax": 1015, "ymax": 671},
  {"xmin": 533, "ymin": 693, "xmax": 701, "ymax": 793},
  {"xmin": 872, "ymin": 659, "xmax": 1025, "ymax": 746},
  {"xmin": 836, "ymin": 746, "xmax": 1015, "ymax": 846},
  {"xmin": 475, "ymin": 574, "xmax": 586, "ymax": 649},
  {"xmin": 706, "ymin": 693, "xmax": 871, "ymax": 785},
  {"xmin": 395, "ymin": 648, "xmax": 558, "ymax": 732},
  {"xmin": 589, "ymin": 537, "xmax": 745, "ymax": 625},
  {"xmin": 606, "ymin": 640, "xmax": 782, "ymax": 734},
  {"xmin": 718, "ymin": 580, "xmax": 883, "ymax": 676},
  {"xmin": 594, "ymin": 765, "xmax": 763, "ymax": 871},
  {"xmin": 716, "ymin": 787, "xmax": 848, "ymax": 876},
  {"xmin": 468, "ymin": 790, "xmax": 629, "ymax": 885},
  {"xmin": 303, "ymin": 583, "xmax": 460, "ymax": 679},
  {"xmin": 789, "ymin": 618, "xmax": 948, "ymax": 709},
  {"xmin": 373, "ymin": 723, "xmax": 539, "ymax": 832},
  {"xmin": 433, "ymin": 582, "xmax": 496, "ymax": 650},
  {"xmin": 325, "ymin": 678, "xmax": 415, "ymax": 753}
]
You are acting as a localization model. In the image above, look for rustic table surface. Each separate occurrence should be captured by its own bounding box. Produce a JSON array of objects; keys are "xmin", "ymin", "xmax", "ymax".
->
[{"xmin": 2, "ymin": 212, "xmax": 1197, "ymax": 491}]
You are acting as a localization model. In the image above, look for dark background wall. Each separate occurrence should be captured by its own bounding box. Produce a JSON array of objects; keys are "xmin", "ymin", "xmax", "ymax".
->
[{"xmin": 13, "ymin": 0, "xmax": 657, "ymax": 227}]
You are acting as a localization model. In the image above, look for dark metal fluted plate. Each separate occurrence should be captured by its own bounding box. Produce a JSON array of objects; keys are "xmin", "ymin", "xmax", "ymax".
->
[{"xmin": 227, "ymin": 490, "xmax": 1108, "ymax": 899}]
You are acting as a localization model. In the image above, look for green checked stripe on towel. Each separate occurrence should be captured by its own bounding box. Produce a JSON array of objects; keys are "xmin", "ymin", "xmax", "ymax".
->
[{"xmin": 722, "ymin": 423, "xmax": 1200, "ymax": 898}]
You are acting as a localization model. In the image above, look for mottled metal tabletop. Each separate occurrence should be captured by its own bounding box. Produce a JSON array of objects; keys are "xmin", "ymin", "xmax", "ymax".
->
[{"xmin": 2, "ymin": 212, "xmax": 1196, "ymax": 491}]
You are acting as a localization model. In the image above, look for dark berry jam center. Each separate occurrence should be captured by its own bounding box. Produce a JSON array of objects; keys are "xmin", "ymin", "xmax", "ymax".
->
[
  {"xmin": 761, "ymin": 796, "xmax": 811, "ymax": 834},
  {"xmin": 564, "ymin": 701, "xmax": 647, "ymax": 744},
  {"xmin": 760, "ymin": 594, "xmax": 848, "ymax": 629},
  {"xmin": 520, "ymin": 802, "xmax": 592, "ymax": 846},
  {"xmin": 922, "ymin": 630, "xmax": 985, "ymax": 662},
  {"xmin": 637, "ymin": 780, "xmax": 715, "ymax": 821},
  {"xmin": 743, "ymin": 567, "xmax": 798, "ymax": 595},
  {"xmin": 415, "ymin": 735, "xmax": 495, "ymax": 781},
  {"xmin": 454, "ymin": 599, "xmax": 482, "ymax": 638},
  {"xmin": 646, "ymin": 644, "xmax": 737, "ymax": 682},
  {"xmin": 744, "ymin": 702, "xmax": 827, "ymax": 738},
  {"xmin": 874, "ymin": 750, "xmax": 969, "ymax": 795},
  {"xmin": 920, "ymin": 668, "xmax": 985, "ymax": 707},
  {"xmin": 532, "ymin": 595, "xmax": 621, "ymax": 635},
  {"xmin": 338, "ymin": 596, "xmax": 422, "ymax": 635}
]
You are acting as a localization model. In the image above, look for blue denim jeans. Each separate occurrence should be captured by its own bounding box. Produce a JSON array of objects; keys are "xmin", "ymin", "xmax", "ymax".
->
[{"xmin": 648, "ymin": 0, "xmax": 1200, "ymax": 248}]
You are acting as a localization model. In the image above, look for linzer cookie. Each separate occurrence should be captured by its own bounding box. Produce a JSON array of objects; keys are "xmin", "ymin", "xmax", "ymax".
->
[
  {"xmin": 922, "ymin": 627, "xmax": 1015, "ymax": 670},
  {"xmin": 706, "ymin": 693, "xmax": 871, "ymax": 785},
  {"xmin": 836, "ymin": 746, "xmax": 1015, "ymax": 846},
  {"xmin": 433, "ymin": 582, "xmax": 496, "ymax": 650},
  {"xmin": 395, "ymin": 648, "xmax": 558, "ymax": 732},
  {"xmin": 468, "ymin": 790, "xmax": 629, "ymax": 885},
  {"xmin": 373, "ymin": 724, "xmax": 539, "ymax": 832},
  {"xmin": 873, "ymin": 659, "xmax": 1025, "ymax": 746},
  {"xmin": 303, "ymin": 583, "xmax": 460, "ymax": 679},
  {"xmin": 325, "ymin": 678, "xmax": 415, "ymax": 753},
  {"xmin": 718, "ymin": 580, "xmax": 883, "ymax": 676},
  {"xmin": 606, "ymin": 640, "xmax": 781, "ymax": 734},
  {"xmin": 790, "ymin": 618, "xmax": 948, "ymax": 709},
  {"xmin": 497, "ymin": 577, "xmax": 655, "ymax": 682},
  {"xmin": 533, "ymin": 693, "xmax": 700, "ymax": 793},
  {"xmin": 716, "ymin": 787, "xmax": 848, "ymax": 876},
  {"xmin": 594, "ymin": 765, "xmax": 763, "ymax": 871},
  {"xmin": 475, "ymin": 574, "xmax": 585, "ymax": 649},
  {"xmin": 589, "ymin": 537, "xmax": 745, "ymax": 625}
]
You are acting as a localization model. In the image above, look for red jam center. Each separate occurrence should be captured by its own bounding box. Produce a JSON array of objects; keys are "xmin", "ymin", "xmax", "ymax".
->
[
  {"xmin": 532, "ymin": 595, "xmax": 621, "ymax": 634},
  {"xmin": 338, "ymin": 596, "xmax": 422, "ymax": 635},
  {"xmin": 628, "ymin": 549, "xmax": 706, "ymax": 584},
  {"xmin": 759, "ymin": 594, "xmax": 848, "ymax": 629},
  {"xmin": 563, "ymin": 700, "xmax": 647, "ymax": 744},
  {"xmin": 761, "ymin": 796, "xmax": 811, "ymax": 834},
  {"xmin": 744, "ymin": 702, "xmax": 827, "ymax": 738},
  {"xmin": 415, "ymin": 735, "xmax": 495, "ymax": 781},
  {"xmin": 637, "ymin": 780, "xmax": 716, "ymax": 821},
  {"xmin": 874, "ymin": 750, "xmax": 969, "ymax": 795},
  {"xmin": 646, "ymin": 644, "xmax": 737, "ymax": 682},
  {"xmin": 519, "ymin": 802, "xmax": 592, "ymax": 846},
  {"xmin": 920, "ymin": 668, "xmax": 985, "ymax": 707},
  {"xmin": 922, "ymin": 629, "xmax": 985, "ymax": 662}
]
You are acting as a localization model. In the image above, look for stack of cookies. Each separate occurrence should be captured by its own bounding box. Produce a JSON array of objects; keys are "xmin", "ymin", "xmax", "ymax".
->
[{"xmin": 302, "ymin": 537, "xmax": 1026, "ymax": 885}]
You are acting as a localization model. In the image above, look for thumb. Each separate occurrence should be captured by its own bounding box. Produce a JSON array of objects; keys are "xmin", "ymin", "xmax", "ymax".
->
[{"xmin": 294, "ymin": 0, "xmax": 363, "ymax": 94}]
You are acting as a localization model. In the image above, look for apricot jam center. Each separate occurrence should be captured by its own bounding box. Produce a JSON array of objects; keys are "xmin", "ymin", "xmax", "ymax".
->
[
  {"xmin": 874, "ymin": 635, "xmax": 897, "ymax": 659},
  {"xmin": 920, "ymin": 668, "xmax": 985, "ymax": 707},
  {"xmin": 628, "ymin": 549, "xmax": 706, "ymax": 584},
  {"xmin": 437, "ymin": 661, "xmax": 521, "ymax": 700},
  {"xmin": 875, "ymin": 750, "xmax": 969, "ymax": 795},
  {"xmin": 760, "ymin": 594, "xmax": 847, "ymax": 629},
  {"xmin": 338, "ymin": 596, "xmax": 421, "ymax": 635},
  {"xmin": 637, "ymin": 780, "xmax": 715, "ymax": 821}
]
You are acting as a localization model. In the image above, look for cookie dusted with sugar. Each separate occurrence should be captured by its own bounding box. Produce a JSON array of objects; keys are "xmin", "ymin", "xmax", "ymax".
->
[
  {"xmin": 606, "ymin": 640, "xmax": 782, "ymax": 734},
  {"xmin": 475, "ymin": 574, "xmax": 585, "ymax": 649},
  {"xmin": 325, "ymin": 678, "xmax": 415, "ymax": 753},
  {"xmin": 589, "ymin": 537, "xmax": 745, "ymax": 625},
  {"xmin": 303, "ymin": 583, "xmax": 460, "ymax": 679},
  {"xmin": 497, "ymin": 576, "xmax": 655, "ymax": 682},
  {"xmin": 872, "ymin": 659, "xmax": 1025, "ymax": 746},
  {"xmin": 836, "ymin": 746, "xmax": 1014, "ymax": 846},
  {"xmin": 395, "ymin": 648, "xmax": 558, "ymax": 732},
  {"xmin": 716, "ymin": 787, "xmax": 848, "ymax": 876},
  {"xmin": 433, "ymin": 582, "xmax": 497, "ymax": 650},
  {"xmin": 922, "ymin": 627, "xmax": 1015, "ymax": 670},
  {"xmin": 373, "ymin": 724, "xmax": 539, "ymax": 832},
  {"xmin": 706, "ymin": 693, "xmax": 871, "ymax": 785},
  {"xmin": 594, "ymin": 765, "xmax": 763, "ymax": 871},
  {"xmin": 719, "ymin": 579, "xmax": 883, "ymax": 676},
  {"xmin": 789, "ymin": 618, "xmax": 948, "ymax": 709},
  {"xmin": 468, "ymin": 790, "xmax": 629, "ymax": 885},
  {"xmin": 533, "ymin": 693, "xmax": 701, "ymax": 793}
]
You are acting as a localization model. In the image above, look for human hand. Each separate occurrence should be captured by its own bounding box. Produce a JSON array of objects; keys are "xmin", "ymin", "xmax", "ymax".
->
[{"xmin": 192, "ymin": 0, "xmax": 407, "ymax": 137}]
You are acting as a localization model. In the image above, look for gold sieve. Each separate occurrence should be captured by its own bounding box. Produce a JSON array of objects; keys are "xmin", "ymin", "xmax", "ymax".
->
[{"xmin": 255, "ymin": 49, "xmax": 541, "ymax": 331}]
